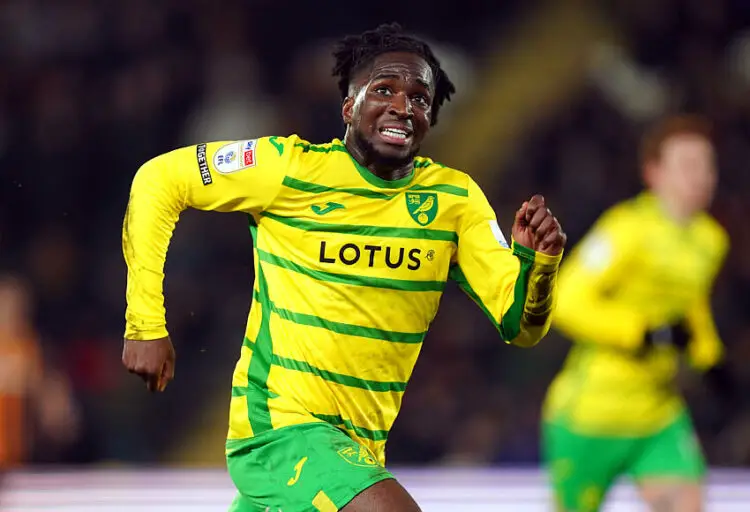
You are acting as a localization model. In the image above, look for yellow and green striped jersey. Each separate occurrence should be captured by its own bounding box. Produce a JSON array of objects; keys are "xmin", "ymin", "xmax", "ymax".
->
[
  {"xmin": 123, "ymin": 135, "xmax": 561, "ymax": 464},
  {"xmin": 544, "ymin": 192, "xmax": 729, "ymax": 436}
]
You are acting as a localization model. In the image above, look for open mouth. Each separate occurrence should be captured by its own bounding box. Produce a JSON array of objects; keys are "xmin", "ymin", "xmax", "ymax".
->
[{"xmin": 378, "ymin": 126, "xmax": 413, "ymax": 146}]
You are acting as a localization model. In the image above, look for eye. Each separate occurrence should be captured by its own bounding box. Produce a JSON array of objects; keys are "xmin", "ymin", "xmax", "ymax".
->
[
  {"xmin": 412, "ymin": 94, "xmax": 429, "ymax": 107},
  {"xmin": 374, "ymin": 86, "xmax": 392, "ymax": 96}
]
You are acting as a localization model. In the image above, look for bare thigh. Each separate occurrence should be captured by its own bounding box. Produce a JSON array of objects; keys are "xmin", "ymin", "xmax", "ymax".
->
[
  {"xmin": 341, "ymin": 478, "xmax": 421, "ymax": 512},
  {"xmin": 638, "ymin": 480, "xmax": 703, "ymax": 512}
]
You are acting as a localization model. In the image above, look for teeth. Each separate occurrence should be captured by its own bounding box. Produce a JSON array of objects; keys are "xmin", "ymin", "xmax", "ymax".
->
[{"xmin": 381, "ymin": 128, "xmax": 408, "ymax": 139}]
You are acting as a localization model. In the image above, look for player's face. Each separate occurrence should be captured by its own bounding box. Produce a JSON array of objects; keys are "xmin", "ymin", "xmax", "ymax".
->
[
  {"xmin": 343, "ymin": 52, "xmax": 434, "ymax": 166},
  {"xmin": 650, "ymin": 134, "xmax": 717, "ymax": 215}
]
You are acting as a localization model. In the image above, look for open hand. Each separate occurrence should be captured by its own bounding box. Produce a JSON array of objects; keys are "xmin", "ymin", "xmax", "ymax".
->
[
  {"xmin": 511, "ymin": 195, "xmax": 566, "ymax": 255},
  {"xmin": 122, "ymin": 337, "xmax": 175, "ymax": 392}
]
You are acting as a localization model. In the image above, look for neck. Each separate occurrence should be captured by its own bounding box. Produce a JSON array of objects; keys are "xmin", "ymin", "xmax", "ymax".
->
[
  {"xmin": 344, "ymin": 131, "xmax": 414, "ymax": 182},
  {"xmin": 654, "ymin": 193, "xmax": 694, "ymax": 224}
]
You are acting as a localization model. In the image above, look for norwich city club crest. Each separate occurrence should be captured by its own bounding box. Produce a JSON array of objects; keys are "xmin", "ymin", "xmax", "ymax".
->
[
  {"xmin": 337, "ymin": 444, "xmax": 380, "ymax": 468},
  {"xmin": 405, "ymin": 192, "xmax": 438, "ymax": 226}
]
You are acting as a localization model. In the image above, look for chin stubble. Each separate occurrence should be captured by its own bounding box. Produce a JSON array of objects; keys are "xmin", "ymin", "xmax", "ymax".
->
[{"xmin": 353, "ymin": 130, "xmax": 419, "ymax": 171}]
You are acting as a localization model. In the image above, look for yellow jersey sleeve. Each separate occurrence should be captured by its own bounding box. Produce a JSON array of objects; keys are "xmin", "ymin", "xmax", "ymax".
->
[
  {"xmin": 686, "ymin": 221, "xmax": 729, "ymax": 371},
  {"xmin": 450, "ymin": 178, "xmax": 561, "ymax": 347},
  {"xmin": 685, "ymin": 297, "xmax": 723, "ymax": 370},
  {"xmin": 552, "ymin": 205, "xmax": 646, "ymax": 350},
  {"xmin": 123, "ymin": 135, "xmax": 300, "ymax": 340}
]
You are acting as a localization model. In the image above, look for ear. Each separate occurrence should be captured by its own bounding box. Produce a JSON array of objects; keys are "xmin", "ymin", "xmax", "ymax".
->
[
  {"xmin": 342, "ymin": 96, "xmax": 355, "ymax": 125},
  {"xmin": 642, "ymin": 160, "xmax": 659, "ymax": 188}
]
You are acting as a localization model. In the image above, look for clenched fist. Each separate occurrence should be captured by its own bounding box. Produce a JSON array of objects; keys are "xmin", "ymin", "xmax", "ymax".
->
[
  {"xmin": 122, "ymin": 337, "xmax": 175, "ymax": 392},
  {"xmin": 511, "ymin": 195, "xmax": 566, "ymax": 256}
]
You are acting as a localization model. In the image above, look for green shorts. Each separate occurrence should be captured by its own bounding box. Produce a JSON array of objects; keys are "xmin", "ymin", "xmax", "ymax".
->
[
  {"xmin": 542, "ymin": 412, "xmax": 705, "ymax": 512},
  {"xmin": 226, "ymin": 422, "xmax": 394, "ymax": 512}
]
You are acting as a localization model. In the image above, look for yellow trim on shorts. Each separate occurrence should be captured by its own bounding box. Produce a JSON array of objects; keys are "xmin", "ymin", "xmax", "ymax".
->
[{"xmin": 312, "ymin": 490, "xmax": 338, "ymax": 512}]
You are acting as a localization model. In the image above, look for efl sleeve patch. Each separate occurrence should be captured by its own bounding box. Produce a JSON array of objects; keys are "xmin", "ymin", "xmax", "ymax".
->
[{"xmin": 213, "ymin": 139, "xmax": 257, "ymax": 174}]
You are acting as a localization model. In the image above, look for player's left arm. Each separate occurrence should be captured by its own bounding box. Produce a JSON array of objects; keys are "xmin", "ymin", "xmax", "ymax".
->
[
  {"xmin": 684, "ymin": 225, "xmax": 729, "ymax": 371},
  {"xmin": 684, "ymin": 295, "xmax": 724, "ymax": 371},
  {"xmin": 450, "ymin": 178, "xmax": 566, "ymax": 348},
  {"xmin": 684, "ymin": 222, "xmax": 729, "ymax": 372},
  {"xmin": 684, "ymin": 229, "xmax": 737, "ymax": 413}
]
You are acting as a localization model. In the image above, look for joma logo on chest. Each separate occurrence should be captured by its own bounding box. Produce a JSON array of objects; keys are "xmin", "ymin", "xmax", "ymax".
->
[{"xmin": 319, "ymin": 241, "xmax": 422, "ymax": 270}]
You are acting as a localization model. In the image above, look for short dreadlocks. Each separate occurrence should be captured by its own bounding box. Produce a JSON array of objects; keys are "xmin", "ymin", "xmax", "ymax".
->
[{"xmin": 331, "ymin": 23, "xmax": 456, "ymax": 126}]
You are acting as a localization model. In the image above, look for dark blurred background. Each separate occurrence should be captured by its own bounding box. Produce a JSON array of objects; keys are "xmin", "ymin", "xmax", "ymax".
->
[{"xmin": 2, "ymin": 0, "xmax": 750, "ymax": 472}]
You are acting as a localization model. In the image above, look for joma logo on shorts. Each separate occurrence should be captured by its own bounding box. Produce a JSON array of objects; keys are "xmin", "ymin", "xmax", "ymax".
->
[{"xmin": 337, "ymin": 445, "xmax": 379, "ymax": 467}]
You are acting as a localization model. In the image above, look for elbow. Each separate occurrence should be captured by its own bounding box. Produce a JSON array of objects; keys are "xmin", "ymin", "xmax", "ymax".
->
[
  {"xmin": 507, "ymin": 316, "xmax": 552, "ymax": 348},
  {"xmin": 510, "ymin": 332, "xmax": 541, "ymax": 348}
]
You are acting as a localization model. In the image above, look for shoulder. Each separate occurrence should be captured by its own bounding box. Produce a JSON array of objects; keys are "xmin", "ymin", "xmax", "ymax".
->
[
  {"xmin": 277, "ymin": 136, "xmax": 353, "ymax": 174},
  {"xmin": 413, "ymin": 156, "xmax": 475, "ymax": 199},
  {"xmin": 574, "ymin": 197, "xmax": 642, "ymax": 259},
  {"xmin": 280, "ymin": 136, "xmax": 349, "ymax": 159},
  {"xmin": 209, "ymin": 134, "xmax": 312, "ymax": 164},
  {"xmin": 150, "ymin": 135, "xmax": 305, "ymax": 169},
  {"xmin": 594, "ymin": 196, "xmax": 645, "ymax": 231},
  {"xmin": 254, "ymin": 134, "xmax": 306, "ymax": 158},
  {"xmin": 217, "ymin": 134, "xmax": 329, "ymax": 176},
  {"xmin": 414, "ymin": 156, "xmax": 467, "ymax": 181},
  {"xmin": 693, "ymin": 212, "xmax": 730, "ymax": 258},
  {"xmin": 570, "ymin": 199, "xmax": 643, "ymax": 270}
]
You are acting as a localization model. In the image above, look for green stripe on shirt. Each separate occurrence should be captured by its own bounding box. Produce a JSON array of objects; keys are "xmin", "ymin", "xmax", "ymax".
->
[
  {"xmin": 311, "ymin": 413, "xmax": 390, "ymax": 441},
  {"xmin": 241, "ymin": 338, "xmax": 407, "ymax": 392},
  {"xmin": 251, "ymin": 289, "xmax": 426, "ymax": 344},
  {"xmin": 243, "ymin": 222, "xmax": 274, "ymax": 434},
  {"xmin": 262, "ymin": 211, "xmax": 458, "ymax": 243},
  {"xmin": 409, "ymin": 183, "xmax": 468, "ymax": 197},
  {"xmin": 273, "ymin": 305, "xmax": 426, "ymax": 344},
  {"xmin": 499, "ymin": 243, "xmax": 535, "ymax": 342},
  {"xmin": 282, "ymin": 176, "xmax": 469, "ymax": 199},
  {"xmin": 282, "ymin": 176, "xmax": 393, "ymax": 200}
]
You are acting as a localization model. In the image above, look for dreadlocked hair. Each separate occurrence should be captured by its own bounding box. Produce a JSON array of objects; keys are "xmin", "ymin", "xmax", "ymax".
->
[{"xmin": 331, "ymin": 22, "xmax": 456, "ymax": 126}]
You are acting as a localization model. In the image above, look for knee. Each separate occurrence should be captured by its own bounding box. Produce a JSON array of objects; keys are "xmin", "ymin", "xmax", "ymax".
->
[{"xmin": 642, "ymin": 483, "xmax": 702, "ymax": 512}]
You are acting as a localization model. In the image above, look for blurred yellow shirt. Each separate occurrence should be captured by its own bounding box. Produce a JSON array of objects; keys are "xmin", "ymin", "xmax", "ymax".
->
[{"xmin": 544, "ymin": 192, "xmax": 728, "ymax": 436}]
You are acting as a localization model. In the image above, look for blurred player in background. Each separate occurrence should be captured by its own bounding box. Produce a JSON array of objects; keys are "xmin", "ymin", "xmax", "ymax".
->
[
  {"xmin": 121, "ymin": 23, "xmax": 565, "ymax": 512},
  {"xmin": 0, "ymin": 276, "xmax": 79, "ymax": 500},
  {"xmin": 542, "ymin": 115, "xmax": 730, "ymax": 512}
]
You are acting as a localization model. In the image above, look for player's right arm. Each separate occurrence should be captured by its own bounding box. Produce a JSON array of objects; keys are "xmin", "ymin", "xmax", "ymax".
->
[
  {"xmin": 552, "ymin": 206, "xmax": 646, "ymax": 351},
  {"xmin": 122, "ymin": 136, "xmax": 299, "ymax": 389},
  {"xmin": 450, "ymin": 180, "xmax": 564, "ymax": 348}
]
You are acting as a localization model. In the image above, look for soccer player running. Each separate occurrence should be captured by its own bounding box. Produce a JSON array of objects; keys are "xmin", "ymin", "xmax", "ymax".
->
[
  {"xmin": 542, "ymin": 115, "xmax": 730, "ymax": 512},
  {"xmin": 122, "ymin": 23, "xmax": 566, "ymax": 512}
]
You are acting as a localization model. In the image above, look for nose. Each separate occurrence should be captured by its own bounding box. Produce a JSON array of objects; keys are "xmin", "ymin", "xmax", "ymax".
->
[{"xmin": 388, "ymin": 93, "xmax": 413, "ymax": 119}]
